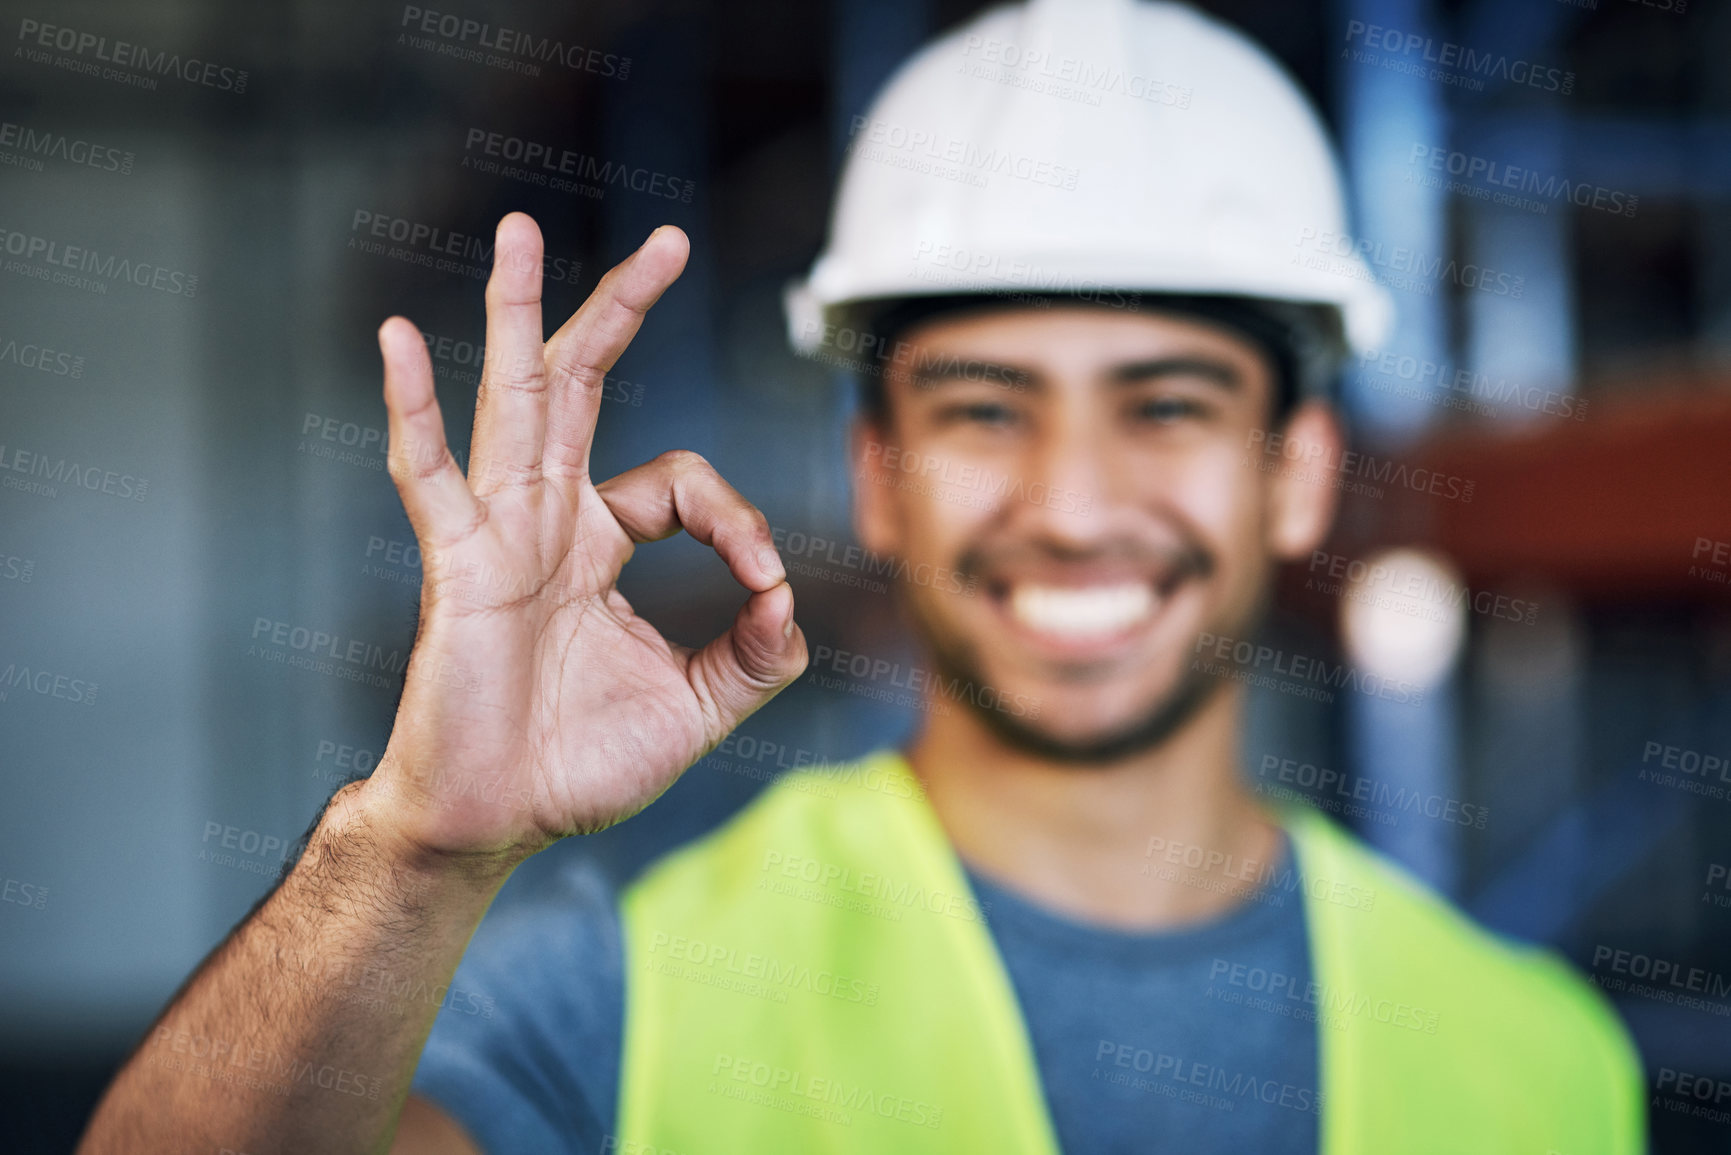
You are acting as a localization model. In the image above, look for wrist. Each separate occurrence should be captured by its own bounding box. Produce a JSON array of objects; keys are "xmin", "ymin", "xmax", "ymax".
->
[{"xmin": 326, "ymin": 777, "xmax": 526, "ymax": 898}]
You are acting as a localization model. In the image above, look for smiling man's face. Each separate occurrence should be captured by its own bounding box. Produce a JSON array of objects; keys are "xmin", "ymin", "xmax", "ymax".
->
[{"xmin": 851, "ymin": 303, "xmax": 1342, "ymax": 762}]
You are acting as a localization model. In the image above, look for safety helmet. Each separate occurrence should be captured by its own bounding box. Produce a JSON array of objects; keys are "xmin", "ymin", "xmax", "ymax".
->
[{"xmin": 784, "ymin": 0, "xmax": 1394, "ymax": 396}]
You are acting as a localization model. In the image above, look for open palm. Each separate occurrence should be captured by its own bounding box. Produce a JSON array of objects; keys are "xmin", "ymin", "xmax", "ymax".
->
[{"xmin": 369, "ymin": 214, "xmax": 806, "ymax": 864}]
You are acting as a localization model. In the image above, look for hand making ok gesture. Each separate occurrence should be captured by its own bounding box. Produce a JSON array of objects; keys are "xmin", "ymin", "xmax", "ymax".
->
[{"xmin": 369, "ymin": 213, "xmax": 807, "ymax": 869}]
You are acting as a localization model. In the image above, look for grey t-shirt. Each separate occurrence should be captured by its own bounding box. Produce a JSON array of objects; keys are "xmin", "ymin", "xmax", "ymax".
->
[{"xmin": 412, "ymin": 832, "xmax": 1319, "ymax": 1154}]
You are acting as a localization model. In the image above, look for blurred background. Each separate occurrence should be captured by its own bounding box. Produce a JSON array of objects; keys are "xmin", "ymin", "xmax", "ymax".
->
[{"xmin": 3, "ymin": 0, "xmax": 1729, "ymax": 1150}]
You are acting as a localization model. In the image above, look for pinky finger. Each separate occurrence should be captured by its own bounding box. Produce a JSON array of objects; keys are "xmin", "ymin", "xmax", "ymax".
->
[{"xmin": 379, "ymin": 317, "xmax": 482, "ymax": 545}]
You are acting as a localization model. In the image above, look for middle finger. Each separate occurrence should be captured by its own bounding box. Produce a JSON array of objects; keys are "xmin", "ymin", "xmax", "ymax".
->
[{"xmin": 468, "ymin": 212, "xmax": 551, "ymax": 496}]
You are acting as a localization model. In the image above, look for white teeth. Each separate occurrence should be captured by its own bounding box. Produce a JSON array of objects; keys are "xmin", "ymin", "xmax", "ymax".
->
[{"xmin": 1007, "ymin": 582, "xmax": 1155, "ymax": 640}]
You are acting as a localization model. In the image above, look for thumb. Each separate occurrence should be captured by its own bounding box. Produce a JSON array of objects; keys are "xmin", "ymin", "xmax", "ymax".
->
[{"xmin": 686, "ymin": 582, "xmax": 807, "ymax": 738}]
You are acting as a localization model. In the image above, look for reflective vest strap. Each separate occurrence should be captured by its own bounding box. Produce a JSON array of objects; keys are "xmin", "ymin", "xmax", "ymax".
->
[
  {"xmin": 1279, "ymin": 803, "xmax": 1646, "ymax": 1155},
  {"xmin": 618, "ymin": 750, "xmax": 1061, "ymax": 1154}
]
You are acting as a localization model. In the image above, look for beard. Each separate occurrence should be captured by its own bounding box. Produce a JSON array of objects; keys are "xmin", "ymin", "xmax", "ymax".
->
[{"xmin": 908, "ymin": 571, "xmax": 1274, "ymax": 767}]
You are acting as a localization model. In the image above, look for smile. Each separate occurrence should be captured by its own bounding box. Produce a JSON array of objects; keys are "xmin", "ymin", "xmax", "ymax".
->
[{"xmin": 1005, "ymin": 582, "xmax": 1157, "ymax": 641}]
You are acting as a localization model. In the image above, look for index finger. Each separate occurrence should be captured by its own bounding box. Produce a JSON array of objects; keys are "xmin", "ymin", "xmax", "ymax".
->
[
  {"xmin": 594, "ymin": 449, "xmax": 786, "ymax": 594},
  {"xmin": 540, "ymin": 225, "xmax": 689, "ymax": 482}
]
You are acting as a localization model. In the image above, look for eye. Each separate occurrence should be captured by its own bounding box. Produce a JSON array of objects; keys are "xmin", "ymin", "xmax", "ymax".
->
[
  {"xmin": 937, "ymin": 400, "xmax": 1020, "ymax": 429},
  {"xmin": 1134, "ymin": 395, "xmax": 1207, "ymax": 424}
]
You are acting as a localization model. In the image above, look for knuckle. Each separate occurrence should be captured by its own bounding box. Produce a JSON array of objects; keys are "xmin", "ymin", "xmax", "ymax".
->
[
  {"xmin": 483, "ymin": 371, "xmax": 546, "ymax": 400},
  {"xmin": 731, "ymin": 508, "xmax": 773, "ymax": 556},
  {"xmin": 484, "ymin": 461, "xmax": 543, "ymax": 490},
  {"xmin": 734, "ymin": 634, "xmax": 786, "ymax": 688},
  {"xmin": 396, "ymin": 457, "xmax": 441, "ymax": 488},
  {"xmin": 611, "ymin": 290, "xmax": 651, "ymax": 320},
  {"xmin": 548, "ymin": 357, "xmax": 602, "ymax": 394},
  {"xmin": 592, "ymin": 264, "xmax": 625, "ymax": 304},
  {"xmin": 660, "ymin": 448, "xmax": 711, "ymax": 475},
  {"xmin": 389, "ymin": 438, "xmax": 448, "ymax": 484},
  {"xmin": 483, "ymin": 276, "xmax": 533, "ymax": 309},
  {"xmin": 487, "ymin": 349, "xmax": 547, "ymax": 393}
]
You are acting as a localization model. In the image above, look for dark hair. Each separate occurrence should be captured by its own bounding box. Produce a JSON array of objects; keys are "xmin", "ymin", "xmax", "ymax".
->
[{"xmin": 844, "ymin": 292, "xmax": 1343, "ymax": 428}]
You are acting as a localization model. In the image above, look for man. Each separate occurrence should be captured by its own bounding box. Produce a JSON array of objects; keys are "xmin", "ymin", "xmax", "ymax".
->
[{"xmin": 79, "ymin": 2, "xmax": 1643, "ymax": 1152}]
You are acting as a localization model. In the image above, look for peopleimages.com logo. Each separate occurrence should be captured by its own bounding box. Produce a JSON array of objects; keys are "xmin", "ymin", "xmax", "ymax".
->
[
  {"xmin": 1341, "ymin": 20, "xmax": 1573, "ymax": 95},
  {"xmin": 0, "ymin": 118, "xmax": 134, "ymax": 176},
  {"xmin": 1407, "ymin": 144, "xmax": 1636, "ymax": 218},
  {"xmin": 14, "ymin": 18, "xmax": 250, "ymax": 93},
  {"xmin": 845, "ymin": 114, "xmax": 1081, "ymax": 191},
  {"xmin": 1293, "ymin": 227, "xmax": 1523, "ymax": 299},
  {"xmin": 397, "ymin": 6, "xmax": 629, "ymax": 79},
  {"xmin": 461, "ymin": 129, "xmax": 694, "ymax": 203},
  {"xmin": 1, "ymin": 225, "xmax": 198, "ymax": 298}
]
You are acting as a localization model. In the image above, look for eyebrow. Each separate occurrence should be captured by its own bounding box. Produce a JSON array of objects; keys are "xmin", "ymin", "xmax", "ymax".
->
[
  {"xmin": 908, "ymin": 357, "xmax": 1036, "ymax": 392},
  {"xmin": 1108, "ymin": 357, "xmax": 1242, "ymax": 391},
  {"xmin": 907, "ymin": 354, "xmax": 1244, "ymax": 394}
]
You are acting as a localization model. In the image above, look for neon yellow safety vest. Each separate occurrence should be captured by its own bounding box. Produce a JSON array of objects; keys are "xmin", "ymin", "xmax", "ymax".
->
[{"xmin": 618, "ymin": 749, "xmax": 1644, "ymax": 1153}]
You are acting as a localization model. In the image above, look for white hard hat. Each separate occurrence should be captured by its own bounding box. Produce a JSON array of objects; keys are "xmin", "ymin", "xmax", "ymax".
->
[{"xmin": 786, "ymin": 0, "xmax": 1394, "ymax": 368}]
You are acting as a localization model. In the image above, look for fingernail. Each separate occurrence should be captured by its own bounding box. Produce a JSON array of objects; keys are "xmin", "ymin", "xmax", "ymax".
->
[{"xmin": 783, "ymin": 615, "xmax": 795, "ymax": 641}]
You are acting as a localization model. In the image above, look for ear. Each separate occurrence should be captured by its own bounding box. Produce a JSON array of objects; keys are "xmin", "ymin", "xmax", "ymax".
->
[
  {"xmin": 850, "ymin": 415, "xmax": 902, "ymax": 558},
  {"xmin": 1265, "ymin": 400, "xmax": 1343, "ymax": 561}
]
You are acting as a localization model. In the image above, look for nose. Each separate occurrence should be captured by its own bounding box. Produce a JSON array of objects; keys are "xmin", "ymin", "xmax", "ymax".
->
[{"xmin": 1006, "ymin": 400, "xmax": 1122, "ymax": 549}]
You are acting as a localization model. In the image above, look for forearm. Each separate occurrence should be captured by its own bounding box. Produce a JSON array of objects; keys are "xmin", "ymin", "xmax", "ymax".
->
[{"xmin": 78, "ymin": 779, "xmax": 516, "ymax": 1155}]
